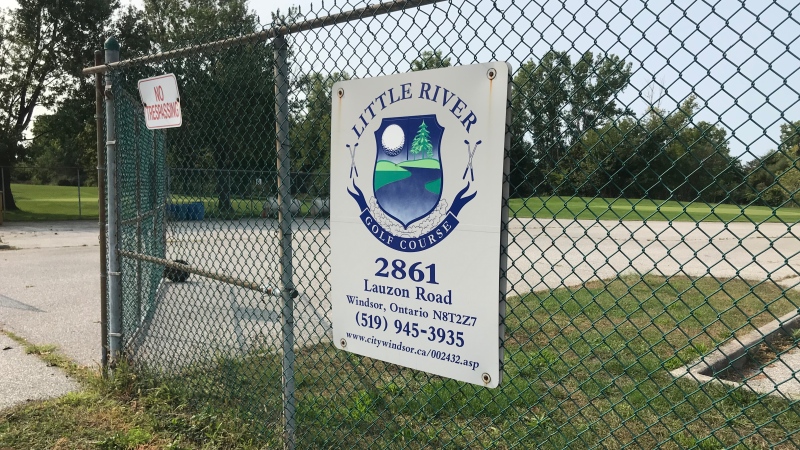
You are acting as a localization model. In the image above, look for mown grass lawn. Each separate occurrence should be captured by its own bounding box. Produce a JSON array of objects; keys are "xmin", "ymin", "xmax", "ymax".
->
[
  {"xmin": 2, "ymin": 184, "xmax": 98, "ymax": 221},
  {"xmin": 2, "ymin": 275, "xmax": 799, "ymax": 449},
  {"xmin": 5, "ymin": 184, "xmax": 800, "ymax": 223},
  {"xmin": 509, "ymin": 196, "xmax": 800, "ymax": 223},
  {"xmin": 177, "ymin": 194, "xmax": 800, "ymax": 223}
]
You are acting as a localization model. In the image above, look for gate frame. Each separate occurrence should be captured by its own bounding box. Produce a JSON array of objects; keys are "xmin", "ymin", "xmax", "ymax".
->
[{"xmin": 84, "ymin": 2, "xmax": 451, "ymax": 448}]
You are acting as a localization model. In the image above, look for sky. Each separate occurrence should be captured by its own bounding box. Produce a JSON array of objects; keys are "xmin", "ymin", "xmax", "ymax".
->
[
  {"xmin": 279, "ymin": 0, "xmax": 800, "ymax": 163},
  {"xmin": 1, "ymin": 0, "xmax": 798, "ymax": 162}
]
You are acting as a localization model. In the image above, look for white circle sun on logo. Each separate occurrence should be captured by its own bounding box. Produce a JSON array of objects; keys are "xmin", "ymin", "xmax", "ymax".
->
[{"xmin": 382, "ymin": 124, "xmax": 405, "ymax": 156}]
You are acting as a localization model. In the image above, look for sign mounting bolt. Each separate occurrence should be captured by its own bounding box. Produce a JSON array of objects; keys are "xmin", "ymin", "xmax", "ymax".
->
[
  {"xmin": 340, "ymin": 338, "xmax": 347, "ymax": 348},
  {"xmin": 482, "ymin": 373, "xmax": 491, "ymax": 384},
  {"xmin": 487, "ymin": 68, "xmax": 497, "ymax": 80},
  {"xmin": 338, "ymin": 88, "xmax": 344, "ymax": 98}
]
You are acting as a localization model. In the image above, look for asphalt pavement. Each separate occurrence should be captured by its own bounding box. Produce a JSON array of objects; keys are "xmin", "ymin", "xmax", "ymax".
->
[
  {"xmin": 0, "ymin": 221, "xmax": 100, "ymax": 411},
  {"xmin": 0, "ymin": 333, "xmax": 79, "ymax": 411},
  {"xmin": 2, "ymin": 218, "xmax": 800, "ymax": 411}
]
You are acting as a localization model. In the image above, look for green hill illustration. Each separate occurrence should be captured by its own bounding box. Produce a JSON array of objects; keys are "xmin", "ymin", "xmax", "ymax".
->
[
  {"xmin": 374, "ymin": 158, "xmax": 442, "ymax": 193},
  {"xmin": 399, "ymin": 158, "xmax": 441, "ymax": 170},
  {"xmin": 374, "ymin": 160, "xmax": 411, "ymax": 191},
  {"xmin": 425, "ymin": 178, "xmax": 442, "ymax": 195}
]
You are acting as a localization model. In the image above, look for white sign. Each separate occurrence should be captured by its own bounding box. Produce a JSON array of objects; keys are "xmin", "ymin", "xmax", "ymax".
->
[
  {"xmin": 330, "ymin": 62, "xmax": 510, "ymax": 388},
  {"xmin": 138, "ymin": 74, "xmax": 182, "ymax": 129}
]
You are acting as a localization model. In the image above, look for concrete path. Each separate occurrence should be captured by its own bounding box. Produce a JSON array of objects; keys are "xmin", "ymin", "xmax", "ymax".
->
[
  {"xmin": 671, "ymin": 309, "xmax": 800, "ymax": 399},
  {"xmin": 746, "ymin": 345, "xmax": 800, "ymax": 398},
  {"xmin": 0, "ymin": 221, "xmax": 101, "ymax": 367},
  {"xmin": 0, "ymin": 221, "xmax": 100, "ymax": 411},
  {"xmin": 161, "ymin": 218, "xmax": 800, "ymax": 297},
  {"xmin": 0, "ymin": 333, "xmax": 79, "ymax": 411},
  {"xmin": 505, "ymin": 218, "xmax": 800, "ymax": 294}
]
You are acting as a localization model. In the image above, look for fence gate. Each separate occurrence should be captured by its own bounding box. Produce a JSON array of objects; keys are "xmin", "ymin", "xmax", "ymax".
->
[{"xmin": 88, "ymin": 0, "xmax": 800, "ymax": 448}]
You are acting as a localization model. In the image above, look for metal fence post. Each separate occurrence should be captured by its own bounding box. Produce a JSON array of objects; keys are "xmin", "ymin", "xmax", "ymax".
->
[
  {"xmin": 104, "ymin": 37, "xmax": 122, "ymax": 368},
  {"xmin": 274, "ymin": 34, "xmax": 296, "ymax": 450},
  {"xmin": 77, "ymin": 167, "xmax": 82, "ymax": 218},
  {"xmin": 0, "ymin": 167, "xmax": 5, "ymax": 224},
  {"xmin": 135, "ymin": 114, "xmax": 142, "ymax": 325},
  {"xmin": 94, "ymin": 50, "xmax": 109, "ymax": 374}
]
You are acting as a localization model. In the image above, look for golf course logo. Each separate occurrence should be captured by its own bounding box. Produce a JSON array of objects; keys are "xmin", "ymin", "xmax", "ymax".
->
[
  {"xmin": 348, "ymin": 112, "xmax": 479, "ymax": 253},
  {"xmin": 373, "ymin": 115, "xmax": 444, "ymax": 228}
]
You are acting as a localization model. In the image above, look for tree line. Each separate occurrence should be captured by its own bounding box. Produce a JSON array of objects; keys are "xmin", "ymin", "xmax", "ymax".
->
[
  {"xmin": 1, "ymin": 1, "xmax": 798, "ymax": 212},
  {"xmin": 292, "ymin": 49, "xmax": 800, "ymax": 208}
]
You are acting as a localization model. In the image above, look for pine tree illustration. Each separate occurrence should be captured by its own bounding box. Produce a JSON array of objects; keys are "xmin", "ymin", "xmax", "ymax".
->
[{"xmin": 410, "ymin": 121, "xmax": 432, "ymax": 160}]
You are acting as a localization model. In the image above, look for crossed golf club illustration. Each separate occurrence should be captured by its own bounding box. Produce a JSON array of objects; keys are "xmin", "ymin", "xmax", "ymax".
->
[
  {"xmin": 348, "ymin": 140, "xmax": 479, "ymax": 180},
  {"xmin": 463, "ymin": 139, "xmax": 482, "ymax": 181},
  {"xmin": 347, "ymin": 143, "xmax": 359, "ymax": 178}
]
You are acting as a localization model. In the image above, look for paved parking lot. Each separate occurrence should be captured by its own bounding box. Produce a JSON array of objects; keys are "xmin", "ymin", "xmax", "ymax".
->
[
  {"xmin": 0, "ymin": 221, "xmax": 101, "ymax": 366},
  {"xmin": 2, "ymin": 218, "xmax": 799, "ymax": 405},
  {"xmin": 0, "ymin": 221, "xmax": 99, "ymax": 409}
]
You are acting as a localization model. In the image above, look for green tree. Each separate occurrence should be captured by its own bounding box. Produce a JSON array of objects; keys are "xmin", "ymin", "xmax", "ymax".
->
[
  {"xmin": 0, "ymin": 0, "xmax": 114, "ymax": 210},
  {"xmin": 112, "ymin": 4, "xmax": 153, "ymax": 59},
  {"xmin": 779, "ymin": 121, "xmax": 800, "ymax": 156},
  {"xmin": 25, "ymin": 3, "xmax": 154, "ymax": 191},
  {"xmin": 744, "ymin": 120, "xmax": 800, "ymax": 206},
  {"xmin": 410, "ymin": 50, "xmax": 451, "ymax": 72},
  {"xmin": 410, "ymin": 121, "xmax": 432, "ymax": 160},
  {"xmin": 579, "ymin": 97, "xmax": 743, "ymax": 203},
  {"xmin": 508, "ymin": 82, "xmax": 538, "ymax": 197},
  {"xmin": 513, "ymin": 51, "xmax": 571, "ymax": 194},
  {"xmin": 576, "ymin": 117, "xmax": 638, "ymax": 198},
  {"xmin": 27, "ymin": 88, "xmax": 98, "ymax": 185},
  {"xmin": 512, "ymin": 50, "xmax": 633, "ymax": 196},
  {"xmin": 290, "ymin": 70, "xmax": 350, "ymax": 196},
  {"xmin": 125, "ymin": 0, "xmax": 273, "ymax": 213}
]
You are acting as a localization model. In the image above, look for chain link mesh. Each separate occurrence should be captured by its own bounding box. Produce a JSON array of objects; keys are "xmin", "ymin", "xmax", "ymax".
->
[
  {"xmin": 104, "ymin": 0, "xmax": 800, "ymax": 447},
  {"xmin": 113, "ymin": 86, "xmax": 168, "ymax": 345}
]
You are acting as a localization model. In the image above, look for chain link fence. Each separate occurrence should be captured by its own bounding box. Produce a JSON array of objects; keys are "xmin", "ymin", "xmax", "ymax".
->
[{"xmin": 89, "ymin": 0, "xmax": 800, "ymax": 447}]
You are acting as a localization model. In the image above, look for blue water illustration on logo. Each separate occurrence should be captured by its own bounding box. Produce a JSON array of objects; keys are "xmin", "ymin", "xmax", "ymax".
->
[{"xmin": 373, "ymin": 115, "xmax": 444, "ymax": 228}]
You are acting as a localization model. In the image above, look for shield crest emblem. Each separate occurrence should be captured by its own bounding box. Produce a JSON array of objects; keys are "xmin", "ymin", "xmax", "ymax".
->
[{"xmin": 373, "ymin": 115, "xmax": 444, "ymax": 228}]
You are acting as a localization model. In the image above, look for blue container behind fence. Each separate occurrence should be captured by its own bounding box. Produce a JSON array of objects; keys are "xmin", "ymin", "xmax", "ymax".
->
[
  {"xmin": 167, "ymin": 203, "xmax": 205, "ymax": 221},
  {"xmin": 186, "ymin": 202, "xmax": 205, "ymax": 220},
  {"xmin": 166, "ymin": 204, "xmax": 181, "ymax": 220}
]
